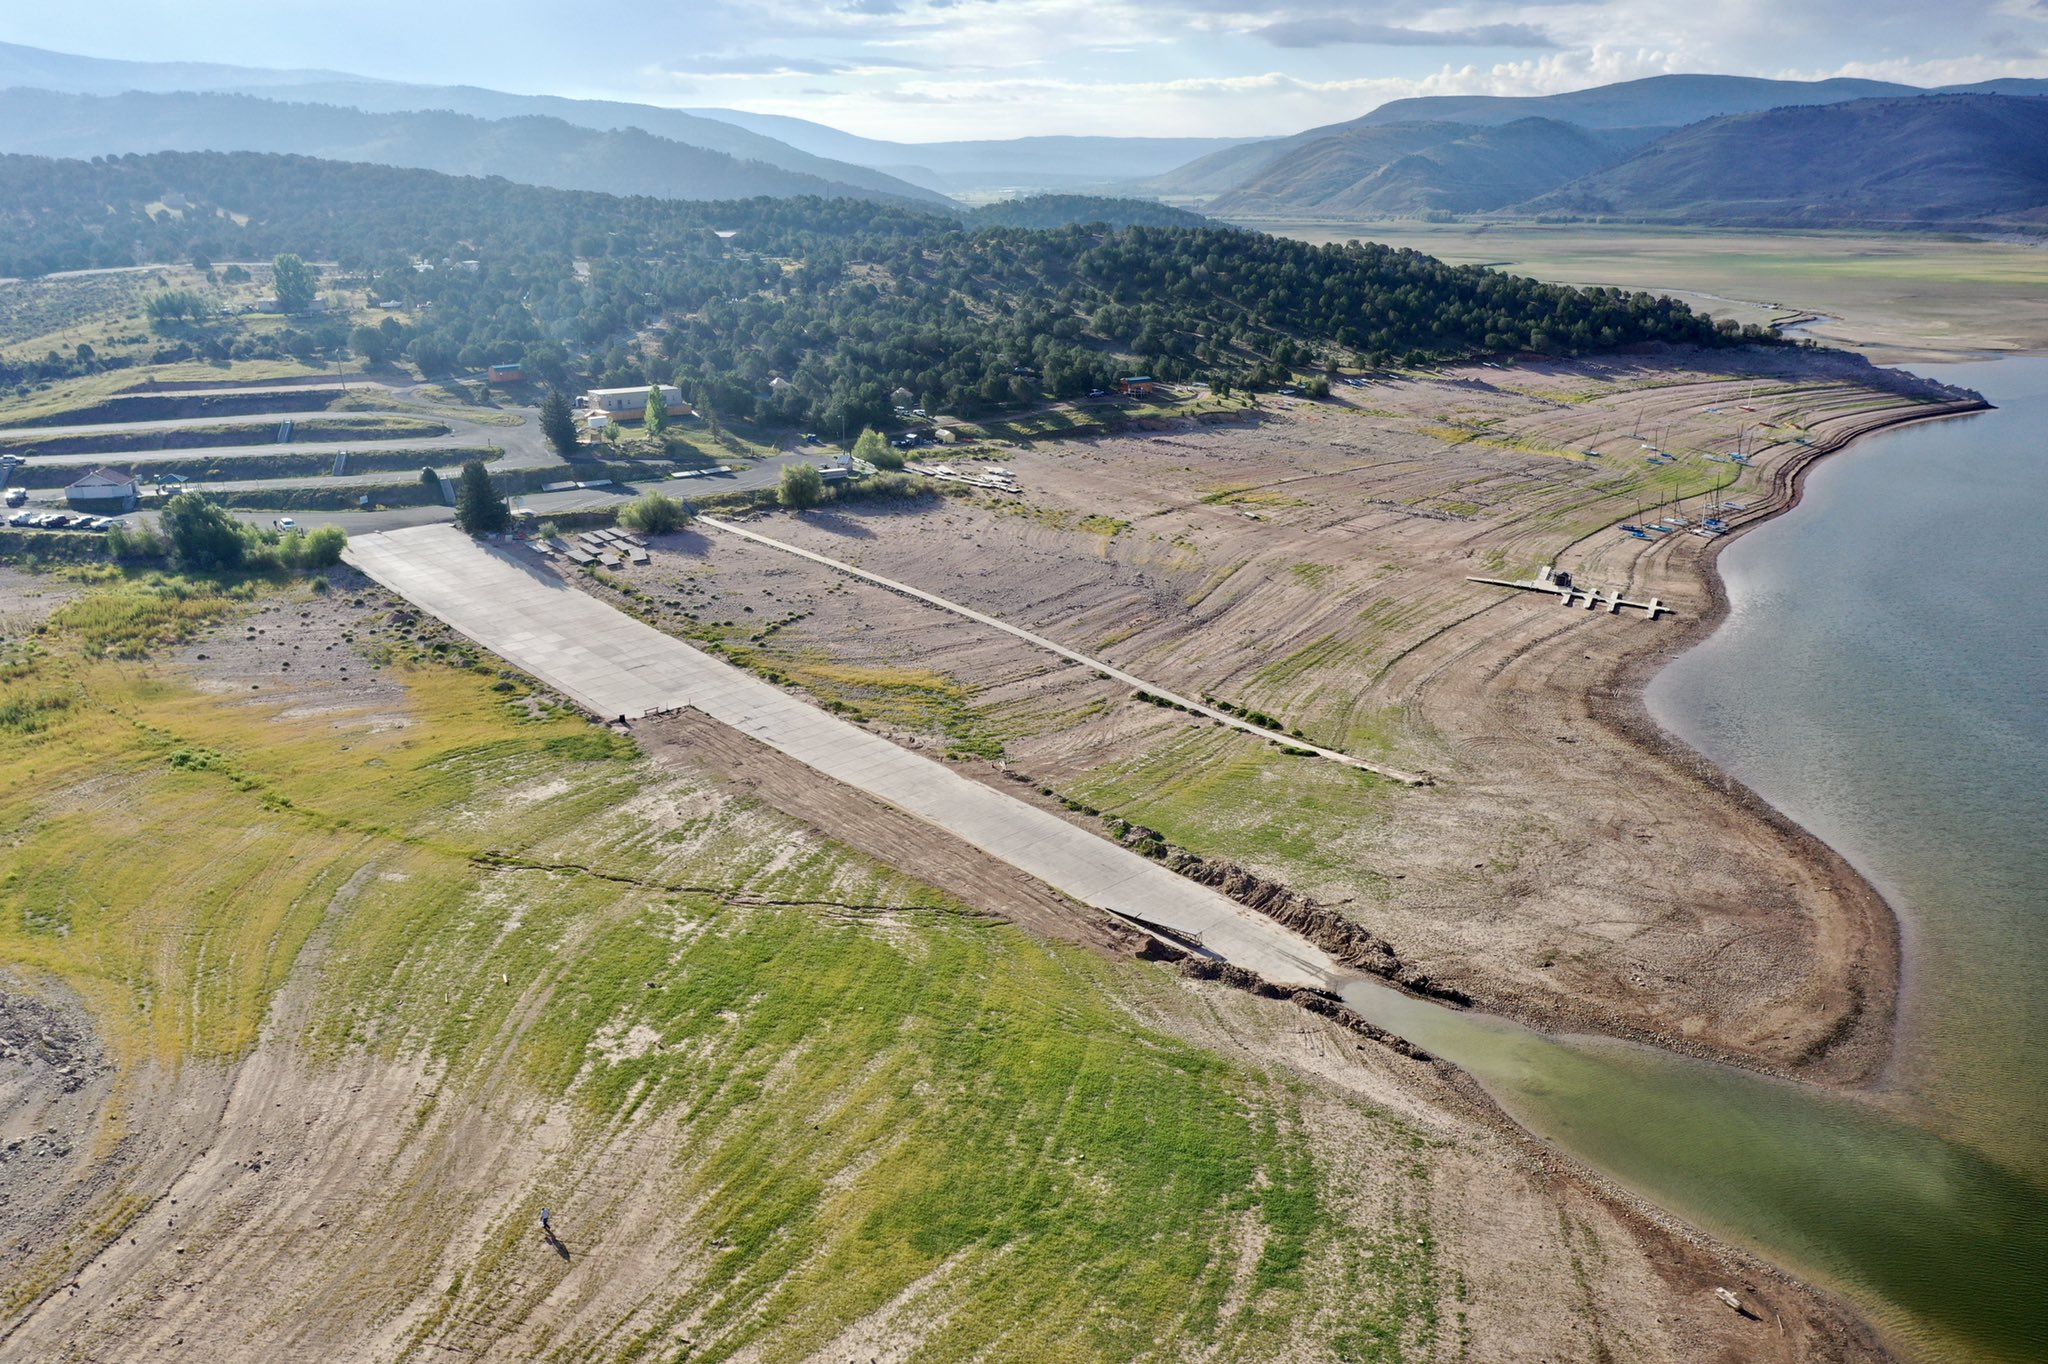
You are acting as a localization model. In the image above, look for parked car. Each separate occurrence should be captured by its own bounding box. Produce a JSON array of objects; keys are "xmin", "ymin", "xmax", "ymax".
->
[
  {"xmin": 3, "ymin": 487, "xmax": 24, "ymax": 507},
  {"xmin": 7, "ymin": 511, "xmax": 36, "ymax": 526}
]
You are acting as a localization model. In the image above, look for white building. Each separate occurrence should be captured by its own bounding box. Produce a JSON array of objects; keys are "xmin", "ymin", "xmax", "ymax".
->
[
  {"xmin": 66, "ymin": 467, "xmax": 139, "ymax": 511},
  {"xmin": 583, "ymin": 384, "xmax": 686, "ymax": 417}
]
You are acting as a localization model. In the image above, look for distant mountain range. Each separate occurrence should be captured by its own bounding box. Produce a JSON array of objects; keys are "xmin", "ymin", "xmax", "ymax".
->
[
  {"xmin": 5, "ymin": 44, "xmax": 2045, "ymax": 230},
  {"xmin": 1522, "ymin": 95, "xmax": 2048, "ymax": 227},
  {"xmin": 0, "ymin": 41, "xmax": 1239, "ymax": 201},
  {"xmin": 1141, "ymin": 74, "xmax": 2048, "ymax": 228},
  {"xmin": 0, "ymin": 42, "xmax": 947, "ymax": 206},
  {"xmin": 1345, "ymin": 73, "xmax": 2048, "ymax": 130},
  {"xmin": 0, "ymin": 88, "xmax": 950, "ymax": 207}
]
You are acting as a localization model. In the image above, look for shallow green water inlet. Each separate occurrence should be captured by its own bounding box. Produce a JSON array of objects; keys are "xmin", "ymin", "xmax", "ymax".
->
[{"xmin": 1337, "ymin": 978, "xmax": 2047, "ymax": 1363}]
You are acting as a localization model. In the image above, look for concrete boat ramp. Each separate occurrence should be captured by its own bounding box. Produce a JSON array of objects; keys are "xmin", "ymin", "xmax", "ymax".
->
[{"xmin": 344, "ymin": 524, "xmax": 1340, "ymax": 989}]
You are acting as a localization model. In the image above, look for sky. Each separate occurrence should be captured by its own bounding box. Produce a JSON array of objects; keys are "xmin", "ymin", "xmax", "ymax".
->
[{"xmin": 7, "ymin": 0, "xmax": 2048, "ymax": 141}]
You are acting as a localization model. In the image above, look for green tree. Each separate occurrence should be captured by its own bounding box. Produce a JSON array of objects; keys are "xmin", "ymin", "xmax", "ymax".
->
[
  {"xmin": 540, "ymin": 390, "xmax": 579, "ymax": 459},
  {"xmin": 160, "ymin": 493, "xmax": 246, "ymax": 571},
  {"xmin": 454, "ymin": 459, "xmax": 511, "ymax": 535},
  {"xmin": 643, "ymin": 384, "xmax": 669, "ymax": 437},
  {"xmin": 350, "ymin": 324, "xmax": 394, "ymax": 365},
  {"xmin": 270, "ymin": 253, "xmax": 315, "ymax": 313},
  {"xmin": 618, "ymin": 490, "xmax": 688, "ymax": 534},
  {"xmin": 276, "ymin": 525, "xmax": 347, "ymax": 569},
  {"xmin": 853, "ymin": 426, "xmax": 901, "ymax": 470},
  {"xmin": 778, "ymin": 462, "xmax": 825, "ymax": 510}
]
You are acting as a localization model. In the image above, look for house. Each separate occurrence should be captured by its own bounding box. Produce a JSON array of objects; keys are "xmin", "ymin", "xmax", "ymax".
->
[
  {"xmin": 583, "ymin": 384, "xmax": 686, "ymax": 417},
  {"xmin": 890, "ymin": 386, "xmax": 915, "ymax": 408},
  {"xmin": 487, "ymin": 363, "xmax": 524, "ymax": 385},
  {"xmin": 1119, "ymin": 375, "xmax": 1156, "ymax": 397},
  {"xmin": 65, "ymin": 468, "xmax": 139, "ymax": 513}
]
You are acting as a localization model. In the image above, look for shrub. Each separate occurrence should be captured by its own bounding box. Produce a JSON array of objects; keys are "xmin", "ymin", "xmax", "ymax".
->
[
  {"xmin": 853, "ymin": 427, "xmax": 902, "ymax": 470},
  {"xmin": 277, "ymin": 525, "xmax": 347, "ymax": 569},
  {"xmin": 161, "ymin": 492, "xmax": 245, "ymax": 570},
  {"xmin": 618, "ymin": 490, "xmax": 688, "ymax": 534},
  {"xmin": 106, "ymin": 523, "xmax": 170, "ymax": 561},
  {"xmin": 778, "ymin": 462, "xmax": 826, "ymax": 510}
]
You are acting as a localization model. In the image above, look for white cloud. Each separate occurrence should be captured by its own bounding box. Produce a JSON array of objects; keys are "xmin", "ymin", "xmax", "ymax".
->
[{"xmin": 7, "ymin": 0, "xmax": 2048, "ymax": 140}]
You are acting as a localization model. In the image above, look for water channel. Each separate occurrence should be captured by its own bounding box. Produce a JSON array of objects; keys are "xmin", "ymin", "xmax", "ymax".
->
[{"xmin": 1339, "ymin": 356, "xmax": 2048, "ymax": 1364}]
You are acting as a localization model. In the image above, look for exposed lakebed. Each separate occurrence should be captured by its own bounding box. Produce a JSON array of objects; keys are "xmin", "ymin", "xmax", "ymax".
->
[{"xmin": 1343, "ymin": 356, "xmax": 2048, "ymax": 1364}]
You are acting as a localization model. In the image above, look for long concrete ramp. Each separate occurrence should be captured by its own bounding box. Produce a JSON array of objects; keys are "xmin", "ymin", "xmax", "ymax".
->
[{"xmin": 344, "ymin": 525, "xmax": 1338, "ymax": 988}]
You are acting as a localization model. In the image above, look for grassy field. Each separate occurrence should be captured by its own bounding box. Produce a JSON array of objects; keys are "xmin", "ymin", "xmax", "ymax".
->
[
  {"xmin": 0, "ymin": 568, "xmax": 1445, "ymax": 1360},
  {"xmin": 1070, "ymin": 726, "xmax": 1393, "ymax": 894},
  {"xmin": 1257, "ymin": 221, "xmax": 2048, "ymax": 355}
]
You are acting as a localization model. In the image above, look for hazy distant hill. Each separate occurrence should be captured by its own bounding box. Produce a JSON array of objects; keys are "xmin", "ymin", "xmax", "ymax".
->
[
  {"xmin": 963, "ymin": 195, "xmax": 1206, "ymax": 229},
  {"xmin": 0, "ymin": 88, "xmax": 946, "ymax": 208},
  {"xmin": 0, "ymin": 41, "xmax": 950, "ymax": 207},
  {"xmin": 1521, "ymin": 95, "xmax": 2048, "ymax": 227},
  {"xmin": 1204, "ymin": 119, "xmax": 1652, "ymax": 218},
  {"xmin": 1353, "ymin": 74, "xmax": 1932, "ymax": 131},
  {"xmin": 220, "ymin": 81, "xmax": 955, "ymax": 206},
  {"xmin": 682, "ymin": 109, "xmax": 1256, "ymax": 195},
  {"xmin": 0, "ymin": 39, "xmax": 369, "ymax": 93}
]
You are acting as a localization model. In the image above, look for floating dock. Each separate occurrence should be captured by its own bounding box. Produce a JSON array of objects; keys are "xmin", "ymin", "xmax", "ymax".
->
[{"xmin": 1467, "ymin": 565, "xmax": 1671, "ymax": 619}]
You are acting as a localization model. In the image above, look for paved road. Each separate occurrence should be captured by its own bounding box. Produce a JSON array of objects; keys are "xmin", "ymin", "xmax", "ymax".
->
[
  {"xmin": 702, "ymin": 515, "xmax": 1430, "ymax": 785},
  {"xmin": 343, "ymin": 523, "xmax": 1341, "ymax": 989}
]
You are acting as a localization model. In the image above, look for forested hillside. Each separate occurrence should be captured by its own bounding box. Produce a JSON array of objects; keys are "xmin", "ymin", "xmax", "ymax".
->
[
  {"xmin": 0, "ymin": 150, "xmax": 1754, "ymax": 428},
  {"xmin": 965, "ymin": 196, "xmax": 1209, "ymax": 229}
]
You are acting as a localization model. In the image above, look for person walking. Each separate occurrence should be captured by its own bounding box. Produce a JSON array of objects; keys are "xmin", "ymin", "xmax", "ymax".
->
[{"xmin": 539, "ymin": 1206, "xmax": 552, "ymax": 1236}]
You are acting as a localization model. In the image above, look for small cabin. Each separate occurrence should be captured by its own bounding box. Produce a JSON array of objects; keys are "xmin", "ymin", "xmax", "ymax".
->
[
  {"xmin": 1119, "ymin": 375, "xmax": 1156, "ymax": 397},
  {"xmin": 487, "ymin": 363, "xmax": 524, "ymax": 385}
]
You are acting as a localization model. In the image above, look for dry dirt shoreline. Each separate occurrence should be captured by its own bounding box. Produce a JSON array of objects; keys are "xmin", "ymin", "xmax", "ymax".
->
[
  {"xmin": 1590, "ymin": 400, "xmax": 1987, "ymax": 1080},
  {"xmin": 1457, "ymin": 394, "xmax": 1988, "ymax": 1085},
  {"xmin": 623, "ymin": 346, "xmax": 1976, "ymax": 1092}
]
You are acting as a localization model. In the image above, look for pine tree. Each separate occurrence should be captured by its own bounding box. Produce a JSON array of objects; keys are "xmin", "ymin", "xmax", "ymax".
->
[
  {"xmin": 454, "ymin": 460, "xmax": 511, "ymax": 535},
  {"xmin": 540, "ymin": 390, "xmax": 579, "ymax": 460}
]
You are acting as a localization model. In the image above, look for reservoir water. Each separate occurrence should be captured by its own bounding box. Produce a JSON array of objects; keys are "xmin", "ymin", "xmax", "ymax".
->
[{"xmin": 1340, "ymin": 356, "xmax": 2048, "ymax": 1364}]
